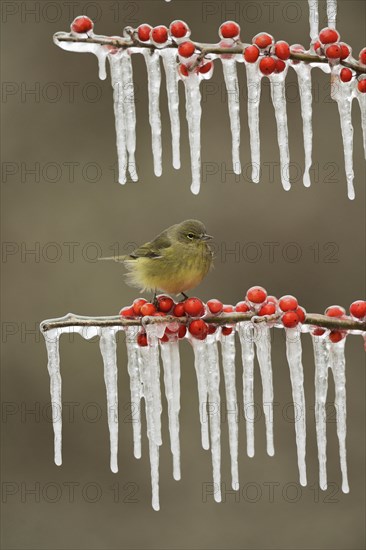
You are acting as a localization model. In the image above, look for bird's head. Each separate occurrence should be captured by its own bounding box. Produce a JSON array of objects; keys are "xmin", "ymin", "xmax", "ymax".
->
[{"xmin": 174, "ymin": 219, "xmax": 213, "ymax": 244}]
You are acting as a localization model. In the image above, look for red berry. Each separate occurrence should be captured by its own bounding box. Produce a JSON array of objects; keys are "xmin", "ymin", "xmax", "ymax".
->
[
  {"xmin": 282, "ymin": 311, "xmax": 300, "ymax": 328},
  {"xmin": 151, "ymin": 25, "xmax": 169, "ymax": 44},
  {"xmin": 325, "ymin": 305, "xmax": 346, "ymax": 317},
  {"xmin": 244, "ymin": 45, "xmax": 260, "ymax": 63},
  {"xmin": 159, "ymin": 332, "xmax": 169, "ymax": 343},
  {"xmin": 137, "ymin": 24, "xmax": 152, "ymax": 42},
  {"xmin": 119, "ymin": 306, "xmax": 134, "ymax": 317},
  {"xmin": 184, "ymin": 297, "xmax": 205, "ymax": 317},
  {"xmin": 137, "ymin": 331, "xmax": 148, "ymax": 347},
  {"xmin": 178, "ymin": 41, "xmax": 195, "ymax": 58},
  {"xmin": 219, "ymin": 21, "xmax": 240, "ymax": 39},
  {"xmin": 325, "ymin": 44, "xmax": 341, "ymax": 59},
  {"xmin": 259, "ymin": 57, "xmax": 276, "ymax": 75},
  {"xmin": 340, "ymin": 68, "xmax": 352, "ymax": 82},
  {"xmin": 314, "ymin": 40, "xmax": 323, "ymax": 54},
  {"xmin": 312, "ymin": 327, "xmax": 326, "ymax": 336},
  {"xmin": 178, "ymin": 325, "xmax": 187, "ymax": 339},
  {"xmin": 222, "ymin": 326, "xmax": 233, "ymax": 336},
  {"xmin": 198, "ymin": 61, "xmax": 213, "ymax": 74},
  {"xmin": 157, "ymin": 295, "xmax": 174, "ymax": 313},
  {"xmin": 179, "ymin": 64, "xmax": 189, "ymax": 77},
  {"xmin": 165, "ymin": 323, "xmax": 180, "ymax": 334},
  {"xmin": 189, "ymin": 319, "xmax": 208, "ymax": 340},
  {"xmin": 359, "ymin": 48, "xmax": 366, "ymax": 65},
  {"xmin": 140, "ymin": 302, "xmax": 157, "ymax": 316},
  {"xmin": 358, "ymin": 79, "xmax": 366, "ymax": 93},
  {"xmin": 319, "ymin": 27, "xmax": 340, "ymax": 45},
  {"xmin": 254, "ymin": 33, "xmax": 273, "ymax": 49},
  {"xmin": 71, "ymin": 16, "xmax": 93, "ymax": 33},
  {"xmin": 279, "ymin": 295, "xmax": 298, "ymax": 312},
  {"xmin": 235, "ymin": 301, "xmax": 250, "ymax": 312},
  {"xmin": 132, "ymin": 298, "xmax": 147, "ymax": 316},
  {"xmin": 258, "ymin": 302, "xmax": 277, "ymax": 316},
  {"xmin": 223, "ymin": 305, "xmax": 234, "ymax": 313},
  {"xmin": 275, "ymin": 41, "xmax": 290, "ymax": 60},
  {"xmin": 274, "ymin": 59, "xmax": 286, "ymax": 73},
  {"xmin": 207, "ymin": 299, "xmax": 223, "ymax": 314},
  {"xmin": 169, "ymin": 20, "xmax": 189, "ymax": 39},
  {"xmin": 329, "ymin": 330, "xmax": 345, "ymax": 343},
  {"xmin": 350, "ymin": 300, "xmax": 366, "ymax": 319},
  {"xmin": 246, "ymin": 286, "xmax": 267, "ymax": 304},
  {"xmin": 208, "ymin": 324, "xmax": 217, "ymax": 334},
  {"xmin": 295, "ymin": 307, "xmax": 306, "ymax": 323},
  {"xmin": 173, "ymin": 302, "xmax": 186, "ymax": 317},
  {"xmin": 339, "ymin": 42, "xmax": 350, "ymax": 59},
  {"xmin": 153, "ymin": 311, "xmax": 166, "ymax": 317}
]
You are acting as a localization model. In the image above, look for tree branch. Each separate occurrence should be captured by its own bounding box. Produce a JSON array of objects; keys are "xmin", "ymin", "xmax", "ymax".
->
[
  {"xmin": 40, "ymin": 311, "xmax": 366, "ymax": 333},
  {"xmin": 53, "ymin": 31, "xmax": 366, "ymax": 75}
]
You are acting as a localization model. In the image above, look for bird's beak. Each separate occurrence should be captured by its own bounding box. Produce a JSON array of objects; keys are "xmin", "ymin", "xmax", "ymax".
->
[{"xmin": 201, "ymin": 234, "xmax": 213, "ymax": 241}]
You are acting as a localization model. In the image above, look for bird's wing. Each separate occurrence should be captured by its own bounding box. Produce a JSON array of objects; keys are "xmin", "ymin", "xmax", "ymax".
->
[{"xmin": 129, "ymin": 230, "xmax": 172, "ymax": 259}]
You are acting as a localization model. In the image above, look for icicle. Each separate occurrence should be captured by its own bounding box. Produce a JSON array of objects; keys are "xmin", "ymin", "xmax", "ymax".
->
[
  {"xmin": 99, "ymin": 328, "xmax": 119, "ymax": 473},
  {"xmin": 327, "ymin": 0, "xmax": 337, "ymax": 28},
  {"xmin": 109, "ymin": 54, "xmax": 128, "ymax": 184},
  {"xmin": 125, "ymin": 327, "xmax": 142, "ymax": 459},
  {"xmin": 191, "ymin": 338, "xmax": 209, "ymax": 450},
  {"xmin": 237, "ymin": 322, "xmax": 255, "ymax": 457},
  {"xmin": 222, "ymin": 58, "xmax": 241, "ymax": 174},
  {"xmin": 161, "ymin": 49, "xmax": 181, "ymax": 169},
  {"xmin": 332, "ymin": 74, "xmax": 356, "ymax": 199},
  {"xmin": 293, "ymin": 63, "xmax": 313, "ymax": 187},
  {"xmin": 53, "ymin": 36, "xmax": 109, "ymax": 80},
  {"xmin": 138, "ymin": 339, "xmax": 161, "ymax": 511},
  {"xmin": 144, "ymin": 325, "xmax": 163, "ymax": 446},
  {"xmin": 160, "ymin": 340, "xmax": 181, "ymax": 481},
  {"xmin": 308, "ymin": 0, "xmax": 319, "ymax": 41},
  {"xmin": 143, "ymin": 50, "xmax": 162, "ymax": 177},
  {"xmin": 121, "ymin": 52, "xmax": 138, "ymax": 182},
  {"xmin": 329, "ymin": 338, "xmax": 349, "ymax": 493},
  {"xmin": 312, "ymin": 335, "xmax": 330, "ymax": 490},
  {"xmin": 269, "ymin": 72, "xmax": 291, "ymax": 191},
  {"xmin": 245, "ymin": 62, "xmax": 262, "ymax": 183},
  {"xmin": 44, "ymin": 329, "xmax": 62, "ymax": 466},
  {"xmin": 220, "ymin": 332, "xmax": 239, "ymax": 490},
  {"xmin": 285, "ymin": 328, "xmax": 307, "ymax": 486},
  {"xmin": 206, "ymin": 336, "xmax": 222, "ymax": 503},
  {"xmin": 357, "ymin": 92, "xmax": 366, "ymax": 160},
  {"xmin": 254, "ymin": 326, "xmax": 274, "ymax": 456},
  {"xmin": 184, "ymin": 74, "xmax": 202, "ymax": 194}
]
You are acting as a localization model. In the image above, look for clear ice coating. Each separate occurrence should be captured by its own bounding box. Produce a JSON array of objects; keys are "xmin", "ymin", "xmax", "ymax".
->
[
  {"xmin": 160, "ymin": 340, "xmax": 182, "ymax": 481},
  {"xmin": 331, "ymin": 71, "xmax": 356, "ymax": 200},
  {"xmin": 161, "ymin": 49, "xmax": 181, "ymax": 169},
  {"xmin": 292, "ymin": 63, "xmax": 313, "ymax": 187},
  {"xmin": 44, "ymin": 329, "xmax": 62, "ymax": 466},
  {"xmin": 245, "ymin": 61, "xmax": 262, "ymax": 183},
  {"xmin": 183, "ymin": 74, "xmax": 203, "ymax": 194},
  {"xmin": 222, "ymin": 58, "xmax": 241, "ymax": 174},
  {"xmin": 254, "ymin": 326, "xmax": 275, "ymax": 456},
  {"xmin": 269, "ymin": 71, "xmax": 291, "ymax": 191},
  {"xmin": 109, "ymin": 54, "xmax": 128, "ymax": 184},
  {"xmin": 99, "ymin": 328, "xmax": 119, "ymax": 473},
  {"xmin": 53, "ymin": 35, "xmax": 109, "ymax": 80},
  {"xmin": 327, "ymin": 0, "xmax": 337, "ymax": 28},
  {"xmin": 220, "ymin": 331, "xmax": 239, "ymax": 490},
  {"xmin": 311, "ymin": 334, "xmax": 349, "ymax": 493},
  {"xmin": 191, "ymin": 338, "xmax": 210, "ymax": 450},
  {"xmin": 121, "ymin": 52, "xmax": 138, "ymax": 182},
  {"xmin": 125, "ymin": 327, "xmax": 142, "ymax": 459},
  {"xmin": 308, "ymin": 0, "xmax": 319, "ymax": 41},
  {"xmin": 143, "ymin": 50, "xmax": 163, "ymax": 177},
  {"xmin": 237, "ymin": 322, "xmax": 255, "ymax": 457},
  {"xmin": 206, "ymin": 336, "xmax": 222, "ymax": 502},
  {"xmin": 357, "ymin": 92, "xmax": 366, "ymax": 160},
  {"xmin": 285, "ymin": 328, "xmax": 307, "ymax": 486}
]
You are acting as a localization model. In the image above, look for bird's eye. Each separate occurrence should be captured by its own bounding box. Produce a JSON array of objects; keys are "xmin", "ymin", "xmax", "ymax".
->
[{"xmin": 187, "ymin": 233, "xmax": 194, "ymax": 240}]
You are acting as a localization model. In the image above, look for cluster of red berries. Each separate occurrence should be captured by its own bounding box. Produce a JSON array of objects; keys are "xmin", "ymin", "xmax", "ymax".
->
[
  {"xmin": 312, "ymin": 27, "xmax": 366, "ymax": 92},
  {"xmin": 312, "ymin": 300, "xmax": 366, "ymax": 343},
  {"xmin": 243, "ymin": 33, "xmax": 290, "ymax": 76}
]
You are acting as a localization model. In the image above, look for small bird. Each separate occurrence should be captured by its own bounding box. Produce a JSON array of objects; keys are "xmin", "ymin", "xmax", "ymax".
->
[{"xmin": 100, "ymin": 220, "xmax": 213, "ymax": 298}]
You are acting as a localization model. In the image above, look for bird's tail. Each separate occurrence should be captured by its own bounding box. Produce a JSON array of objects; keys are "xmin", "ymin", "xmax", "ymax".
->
[{"xmin": 98, "ymin": 255, "xmax": 127, "ymax": 263}]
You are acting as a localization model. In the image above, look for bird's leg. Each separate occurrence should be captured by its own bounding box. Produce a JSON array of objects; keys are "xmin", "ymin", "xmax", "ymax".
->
[
  {"xmin": 152, "ymin": 290, "xmax": 158, "ymax": 307},
  {"xmin": 180, "ymin": 292, "xmax": 189, "ymax": 301}
]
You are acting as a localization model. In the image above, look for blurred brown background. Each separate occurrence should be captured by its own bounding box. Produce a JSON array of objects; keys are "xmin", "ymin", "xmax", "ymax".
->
[{"xmin": 1, "ymin": 1, "xmax": 365, "ymax": 548}]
